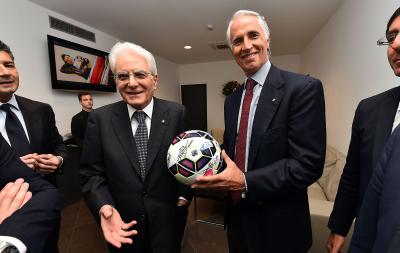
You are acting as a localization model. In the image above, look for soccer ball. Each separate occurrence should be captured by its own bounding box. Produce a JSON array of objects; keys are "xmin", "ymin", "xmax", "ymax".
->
[{"xmin": 167, "ymin": 130, "xmax": 222, "ymax": 185}]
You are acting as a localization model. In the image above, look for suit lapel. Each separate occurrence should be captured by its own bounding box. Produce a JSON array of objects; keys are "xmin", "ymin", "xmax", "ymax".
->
[
  {"xmin": 111, "ymin": 102, "xmax": 142, "ymax": 178},
  {"xmin": 248, "ymin": 65, "xmax": 285, "ymax": 170},
  {"xmin": 226, "ymin": 86, "xmax": 243, "ymax": 157},
  {"xmin": 372, "ymin": 86, "xmax": 400, "ymax": 168},
  {"xmin": 146, "ymin": 98, "xmax": 168, "ymax": 176},
  {"xmin": 15, "ymin": 96, "xmax": 42, "ymax": 152}
]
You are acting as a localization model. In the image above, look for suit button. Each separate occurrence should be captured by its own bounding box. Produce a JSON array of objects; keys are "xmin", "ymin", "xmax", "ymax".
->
[
  {"xmin": 142, "ymin": 191, "xmax": 147, "ymax": 196},
  {"xmin": 140, "ymin": 214, "xmax": 145, "ymax": 221}
]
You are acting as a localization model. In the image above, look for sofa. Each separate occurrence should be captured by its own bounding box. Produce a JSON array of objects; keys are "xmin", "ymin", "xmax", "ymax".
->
[{"xmin": 308, "ymin": 145, "xmax": 354, "ymax": 253}]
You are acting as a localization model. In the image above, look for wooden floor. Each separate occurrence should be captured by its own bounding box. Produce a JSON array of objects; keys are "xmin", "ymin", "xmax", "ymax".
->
[{"xmin": 58, "ymin": 197, "xmax": 228, "ymax": 253}]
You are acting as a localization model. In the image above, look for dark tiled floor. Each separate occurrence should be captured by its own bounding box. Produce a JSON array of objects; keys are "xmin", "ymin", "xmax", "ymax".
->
[{"xmin": 58, "ymin": 197, "xmax": 228, "ymax": 253}]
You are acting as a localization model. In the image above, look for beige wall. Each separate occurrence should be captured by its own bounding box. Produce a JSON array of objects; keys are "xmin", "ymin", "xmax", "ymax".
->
[
  {"xmin": 301, "ymin": 0, "xmax": 399, "ymax": 153},
  {"xmin": 3, "ymin": 0, "xmax": 180, "ymax": 136},
  {"xmin": 179, "ymin": 54, "xmax": 302, "ymax": 131}
]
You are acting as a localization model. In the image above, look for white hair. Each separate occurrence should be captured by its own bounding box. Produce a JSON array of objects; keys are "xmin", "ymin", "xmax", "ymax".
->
[
  {"xmin": 108, "ymin": 41, "xmax": 157, "ymax": 75},
  {"xmin": 226, "ymin": 10, "xmax": 271, "ymax": 49}
]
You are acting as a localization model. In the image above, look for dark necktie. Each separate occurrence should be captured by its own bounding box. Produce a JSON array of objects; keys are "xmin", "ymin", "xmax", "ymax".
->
[
  {"xmin": 133, "ymin": 111, "xmax": 148, "ymax": 181},
  {"xmin": 232, "ymin": 78, "xmax": 256, "ymax": 204},
  {"xmin": 0, "ymin": 104, "xmax": 30, "ymax": 156}
]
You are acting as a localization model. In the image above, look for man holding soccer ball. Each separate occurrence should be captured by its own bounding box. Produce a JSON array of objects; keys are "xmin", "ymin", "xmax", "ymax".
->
[{"xmin": 192, "ymin": 10, "xmax": 326, "ymax": 253}]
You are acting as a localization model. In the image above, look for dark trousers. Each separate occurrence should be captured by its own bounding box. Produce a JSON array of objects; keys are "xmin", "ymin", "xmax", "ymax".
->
[{"xmin": 227, "ymin": 203, "xmax": 248, "ymax": 253}]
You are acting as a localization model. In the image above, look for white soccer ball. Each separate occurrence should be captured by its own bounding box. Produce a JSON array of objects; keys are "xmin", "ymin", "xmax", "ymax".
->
[{"xmin": 167, "ymin": 130, "xmax": 222, "ymax": 185}]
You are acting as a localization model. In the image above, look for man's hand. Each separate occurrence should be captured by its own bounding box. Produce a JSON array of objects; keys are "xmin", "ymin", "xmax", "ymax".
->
[
  {"xmin": 99, "ymin": 205, "xmax": 138, "ymax": 248},
  {"xmin": 192, "ymin": 150, "xmax": 245, "ymax": 192},
  {"xmin": 20, "ymin": 153, "xmax": 39, "ymax": 169},
  {"xmin": 0, "ymin": 178, "xmax": 32, "ymax": 224},
  {"xmin": 177, "ymin": 199, "xmax": 189, "ymax": 207},
  {"xmin": 34, "ymin": 154, "xmax": 61, "ymax": 174},
  {"xmin": 326, "ymin": 232, "xmax": 345, "ymax": 253}
]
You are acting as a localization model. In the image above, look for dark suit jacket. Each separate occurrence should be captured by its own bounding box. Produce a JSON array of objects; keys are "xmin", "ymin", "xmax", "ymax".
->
[
  {"xmin": 223, "ymin": 65, "xmax": 326, "ymax": 252},
  {"xmin": 15, "ymin": 95, "xmax": 67, "ymax": 186},
  {"xmin": 0, "ymin": 135, "xmax": 63, "ymax": 253},
  {"xmin": 328, "ymin": 86, "xmax": 400, "ymax": 236},
  {"xmin": 71, "ymin": 110, "xmax": 89, "ymax": 148},
  {"xmin": 80, "ymin": 98, "xmax": 192, "ymax": 253},
  {"xmin": 349, "ymin": 126, "xmax": 400, "ymax": 253}
]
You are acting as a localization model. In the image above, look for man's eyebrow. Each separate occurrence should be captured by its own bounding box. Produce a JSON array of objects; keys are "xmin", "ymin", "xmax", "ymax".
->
[
  {"xmin": 387, "ymin": 27, "xmax": 399, "ymax": 34},
  {"xmin": 0, "ymin": 60, "xmax": 14, "ymax": 64}
]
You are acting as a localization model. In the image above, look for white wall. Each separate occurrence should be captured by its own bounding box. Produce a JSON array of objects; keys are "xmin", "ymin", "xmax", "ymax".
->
[
  {"xmin": 3, "ymin": 0, "xmax": 180, "ymax": 135},
  {"xmin": 301, "ymin": 0, "xmax": 399, "ymax": 154},
  {"xmin": 179, "ymin": 54, "xmax": 301, "ymax": 131}
]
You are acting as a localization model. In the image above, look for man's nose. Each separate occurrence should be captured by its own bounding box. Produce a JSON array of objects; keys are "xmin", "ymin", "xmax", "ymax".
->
[
  {"xmin": 0, "ymin": 64, "xmax": 10, "ymax": 75},
  {"xmin": 242, "ymin": 37, "xmax": 253, "ymax": 50}
]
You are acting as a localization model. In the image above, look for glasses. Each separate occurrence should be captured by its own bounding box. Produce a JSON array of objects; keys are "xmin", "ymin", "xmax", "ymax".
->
[
  {"xmin": 114, "ymin": 70, "xmax": 153, "ymax": 82},
  {"xmin": 377, "ymin": 32, "xmax": 399, "ymax": 46}
]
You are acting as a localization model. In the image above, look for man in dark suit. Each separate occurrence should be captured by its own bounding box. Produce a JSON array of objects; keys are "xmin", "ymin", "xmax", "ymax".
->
[
  {"xmin": 0, "ymin": 40, "xmax": 66, "ymax": 252},
  {"xmin": 0, "ymin": 134, "xmax": 63, "ymax": 253},
  {"xmin": 192, "ymin": 10, "xmax": 326, "ymax": 253},
  {"xmin": 348, "ymin": 125, "xmax": 400, "ymax": 253},
  {"xmin": 71, "ymin": 92, "xmax": 93, "ymax": 148},
  {"xmin": 0, "ymin": 40, "xmax": 67, "ymax": 187},
  {"xmin": 327, "ymin": 7, "xmax": 400, "ymax": 253},
  {"xmin": 80, "ymin": 42, "xmax": 192, "ymax": 252}
]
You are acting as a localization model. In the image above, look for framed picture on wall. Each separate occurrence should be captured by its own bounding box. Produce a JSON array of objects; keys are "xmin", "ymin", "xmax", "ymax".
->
[{"xmin": 47, "ymin": 35, "xmax": 116, "ymax": 92}]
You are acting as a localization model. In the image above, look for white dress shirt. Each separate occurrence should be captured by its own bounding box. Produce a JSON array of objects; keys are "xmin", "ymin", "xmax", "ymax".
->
[
  {"xmin": 0, "ymin": 95, "xmax": 30, "ymax": 145},
  {"xmin": 127, "ymin": 98, "xmax": 153, "ymax": 138},
  {"xmin": 392, "ymin": 100, "xmax": 400, "ymax": 132},
  {"xmin": 236, "ymin": 60, "xmax": 271, "ymax": 172}
]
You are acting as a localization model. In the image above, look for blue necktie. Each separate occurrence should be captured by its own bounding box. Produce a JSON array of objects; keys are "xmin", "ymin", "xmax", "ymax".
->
[{"xmin": 0, "ymin": 104, "xmax": 30, "ymax": 156}]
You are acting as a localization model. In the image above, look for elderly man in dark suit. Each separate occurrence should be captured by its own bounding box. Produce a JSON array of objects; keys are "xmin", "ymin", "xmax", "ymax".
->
[
  {"xmin": 0, "ymin": 40, "xmax": 67, "ymax": 187},
  {"xmin": 193, "ymin": 10, "xmax": 326, "ymax": 253},
  {"xmin": 0, "ymin": 135, "xmax": 63, "ymax": 253},
  {"xmin": 80, "ymin": 41, "xmax": 192, "ymax": 253},
  {"xmin": 327, "ymin": 7, "xmax": 400, "ymax": 253}
]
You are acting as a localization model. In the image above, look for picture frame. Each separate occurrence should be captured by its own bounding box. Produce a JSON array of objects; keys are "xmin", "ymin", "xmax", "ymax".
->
[{"xmin": 47, "ymin": 35, "xmax": 116, "ymax": 92}]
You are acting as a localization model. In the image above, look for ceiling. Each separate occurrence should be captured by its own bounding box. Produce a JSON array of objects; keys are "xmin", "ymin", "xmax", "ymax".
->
[{"xmin": 28, "ymin": 0, "xmax": 343, "ymax": 64}]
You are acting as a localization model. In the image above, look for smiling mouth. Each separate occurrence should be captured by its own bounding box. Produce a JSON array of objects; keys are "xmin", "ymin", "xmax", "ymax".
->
[
  {"xmin": 241, "ymin": 52, "xmax": 258, "ymax": 60},
  {"xmin": 126, "ymin": 90, "xmax": 143, "ymax": 95},
  {"xmin": 0, "ymin": 80, "xmax": 14, "ymax": 85}
]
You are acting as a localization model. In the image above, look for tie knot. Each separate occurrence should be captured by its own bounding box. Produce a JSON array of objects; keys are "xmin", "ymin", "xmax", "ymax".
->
[
  {"xmin": 0, "ymin": 104, "xmax": 12, "ymax": 113},
  {"xmin": 133, "ymin": 111, "xmax": 146, "ymax": 123},
  {"xmin": 245, "ymin": 78, "xmax": 256, "ymax": 91}
]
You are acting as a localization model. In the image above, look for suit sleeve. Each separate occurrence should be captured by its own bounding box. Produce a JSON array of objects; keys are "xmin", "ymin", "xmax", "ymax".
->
[
  {"xmin": 348, "ymin": 127, "xmax": 400, "ymax": 252},
  {"xmin": 328, "ymin": 103, "xmax": 363, "ymax": 236},
  {"xmin": 0, "ymin": 136, "xmax": 63, "ymax": 253},
  {"xmin": 71, "ymin": 115, "xmax": 84, "ymax": 147},
  {"xmin": 245, "ymin": 78, "xmax": 326, "ymax": 203},
  {"xmin": 80, "ymin": 112, "xmax": 115, "ymax": 218},
  {"xmin": 45, "ymin": 105, "xmax": 68, "ymax": 164}
]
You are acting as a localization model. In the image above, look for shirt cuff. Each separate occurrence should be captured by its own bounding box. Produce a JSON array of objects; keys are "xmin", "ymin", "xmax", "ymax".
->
[
  {"xmin": 0, "ymin": 236, "xmax": 27, "ymax": 253},
  {"xmin": 241, "ymin": 172, "xmax": 248, "ymax": 199},
  {"xmin": 178, "ymin": 196, "xmax": 189, "ymax": 203}
]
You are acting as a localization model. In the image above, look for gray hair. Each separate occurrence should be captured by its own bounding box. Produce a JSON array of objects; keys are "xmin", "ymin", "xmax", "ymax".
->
[
  {"xmin": 226, "ymin": 10, "xmax": 271, "ymax": 49},
  {"xmin": 109, "ymin": 42, "xmax": 157, "ymax": 75}
]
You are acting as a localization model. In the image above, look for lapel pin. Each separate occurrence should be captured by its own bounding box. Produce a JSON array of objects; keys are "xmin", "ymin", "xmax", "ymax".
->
[
  {"xmin": 161, "ymin": 120, "xmax": 165, "ymax": 124},
  {"xmin": 272, "ymin": 98, "xmax": 277, "ymax": 102}
]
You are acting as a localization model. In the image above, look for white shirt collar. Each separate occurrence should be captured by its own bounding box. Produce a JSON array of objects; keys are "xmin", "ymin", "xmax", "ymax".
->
[
  {"xmin": 0, "ymin": 94, "xmax": 20, "ymax": 110},
  {"xmin": 246, "ymin": 60, "xmax": 271, "ymax": 87},
  {"xmin": 127, "ymin": 98, "xmax": 154, "ymax": 120}
]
